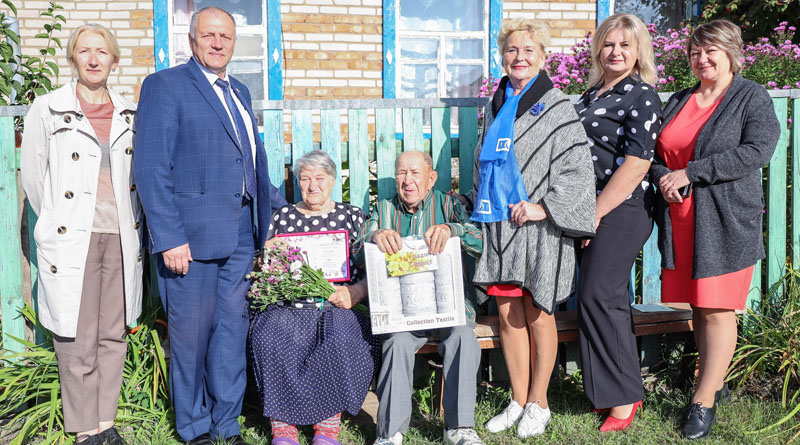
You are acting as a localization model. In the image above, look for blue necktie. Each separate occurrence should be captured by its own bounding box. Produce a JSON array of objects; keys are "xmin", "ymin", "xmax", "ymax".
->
[{"xmin": 215, "ymin": 78, "xmax": 257, "ymax": 200}]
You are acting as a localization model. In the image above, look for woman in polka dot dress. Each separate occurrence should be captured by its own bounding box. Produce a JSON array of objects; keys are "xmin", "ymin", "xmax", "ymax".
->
[
  {"xmin": 573, "ymin": 14, "xmax": 663, "ymax": 432},
  {"xmin": 247, "ymin": 150, "xmax": 380, "ymax": 445}
]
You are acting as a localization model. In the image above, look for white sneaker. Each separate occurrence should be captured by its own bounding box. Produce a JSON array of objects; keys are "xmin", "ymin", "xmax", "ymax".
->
[
  {"xmin": 373, "ymin": 432, "xmax": 402, "ymax": 445},
  {"xmin": 484, "ymin": 400, "xmax": 524, "ymax": 433},
  {"xmin": 443, "ymin": 427, "xmax": 485, "ymax": 445},
  {"xmin": 516, "ymin": 401, "xmax": 551, "ymax": 438}
]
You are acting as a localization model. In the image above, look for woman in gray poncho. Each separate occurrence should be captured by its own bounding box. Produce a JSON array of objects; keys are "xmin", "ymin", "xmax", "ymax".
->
[{"xmin": 468, "ymin": 19, "xmax": 596, "ymax": 440}]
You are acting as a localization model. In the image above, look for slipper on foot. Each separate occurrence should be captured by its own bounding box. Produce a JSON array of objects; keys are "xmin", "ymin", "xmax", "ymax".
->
[{"xmin": 312, "ymin": 435, "xmax": 341, "ymax": 445}]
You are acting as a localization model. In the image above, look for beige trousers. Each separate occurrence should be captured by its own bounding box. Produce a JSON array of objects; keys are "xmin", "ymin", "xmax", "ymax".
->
[{"xmin": 53, "ymin": 233, "xmax": 127, "ymax": 432}]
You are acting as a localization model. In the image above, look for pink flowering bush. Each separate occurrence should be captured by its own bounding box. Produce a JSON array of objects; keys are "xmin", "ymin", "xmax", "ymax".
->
[
  {"xmin": 741, "ymin": 22, "xmax": 800, "ymax": 90},
  {"xmin": 481, "ymin": 22, "xmax": 800, "ymax": 97},
  {"xmin": 545, "ymin": 34, "xmax": 593, "ymax": 94}
]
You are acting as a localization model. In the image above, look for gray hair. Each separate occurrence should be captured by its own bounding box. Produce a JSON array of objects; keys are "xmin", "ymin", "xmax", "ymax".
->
[
  {"xmin": 293, "ymin": 150, "xmax": 337, "ymax": 180},
  {"xmin": 395, "ymin": 150, "xmax": 434, "ymax": 171},
  {"xmin": 189, "ymin": 6, "xmax": 236, "ymax": 39}
]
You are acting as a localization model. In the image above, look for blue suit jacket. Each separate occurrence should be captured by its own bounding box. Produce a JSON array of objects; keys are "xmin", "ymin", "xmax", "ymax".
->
[{"xmin": 134, "ymin": 60, "xmax": 287, "ymax": 260}]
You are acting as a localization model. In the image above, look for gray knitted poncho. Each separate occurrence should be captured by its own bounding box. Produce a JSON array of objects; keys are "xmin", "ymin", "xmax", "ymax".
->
[{"xmin": 471, "ymin": 73, "xmax": 597, "ymax": 313}]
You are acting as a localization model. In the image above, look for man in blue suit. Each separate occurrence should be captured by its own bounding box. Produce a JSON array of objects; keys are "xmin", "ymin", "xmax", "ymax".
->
[{"xmin": 134, "ymin": 6, "xmax": 286, "ymax": 445}]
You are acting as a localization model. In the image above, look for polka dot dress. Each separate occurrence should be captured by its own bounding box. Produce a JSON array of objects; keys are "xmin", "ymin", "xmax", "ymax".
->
[
  {"xmin": 574, "ymin": 76, "xmax": 663, "ymax": 199},
  {"xmin": 247, "ymin": 203, "xmax": 380, "ymax": 425}
]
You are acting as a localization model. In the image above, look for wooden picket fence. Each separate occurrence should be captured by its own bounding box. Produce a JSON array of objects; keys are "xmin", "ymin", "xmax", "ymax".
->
[{"xmin": 0, "ymin": 91, "xmax": 798, "ymax": 355}]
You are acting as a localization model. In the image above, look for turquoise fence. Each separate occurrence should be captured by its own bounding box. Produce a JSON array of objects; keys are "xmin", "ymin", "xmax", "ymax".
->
[{"xmin": 1, "ymin": 91, "xmax": 798, "ymax": 353}]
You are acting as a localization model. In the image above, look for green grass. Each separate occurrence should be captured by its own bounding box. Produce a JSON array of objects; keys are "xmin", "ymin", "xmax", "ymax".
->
[{"xmin": 95, "ymin": 373, "xmax": 797, "ymax": 445}]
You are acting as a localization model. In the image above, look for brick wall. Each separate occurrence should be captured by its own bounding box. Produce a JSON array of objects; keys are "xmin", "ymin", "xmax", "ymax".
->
[
  {"xmin": 280, "ymin": 0, "xmax": 383, "ymax": 100},
  {"xmin": 7, "ymin": 0, "xmax": 155, "ymax": 101},
  {"xmin": 503, "ymin": 0, "xmax": 596, "ymax": 52},
  {"xmin": 4, "ymin": 0, "xmax": 598, "ymax": 104}
]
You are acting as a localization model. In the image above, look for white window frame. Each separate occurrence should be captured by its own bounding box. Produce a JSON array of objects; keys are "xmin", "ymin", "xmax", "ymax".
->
[{"xmin": 395, "ymin": 0, "xmax": 489, "ymax": 98}]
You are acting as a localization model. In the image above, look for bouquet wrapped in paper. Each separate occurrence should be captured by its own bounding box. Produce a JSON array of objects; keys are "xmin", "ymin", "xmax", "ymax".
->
[{"xmin": 248, "ymin": 244, "xmax": 367, "ymax": 314}]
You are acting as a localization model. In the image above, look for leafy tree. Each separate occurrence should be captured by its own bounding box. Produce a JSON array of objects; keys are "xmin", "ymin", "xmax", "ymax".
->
[
  {"xmin": 0, "ymin": 0, "xmax": 65, "ymax": 117},
  {"xmin": 702, "ymin": 0, "xmax": 800, "ymax": 42}
]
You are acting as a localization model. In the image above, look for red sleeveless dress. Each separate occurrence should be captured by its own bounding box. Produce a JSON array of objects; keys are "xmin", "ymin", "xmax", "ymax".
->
[{"xmin": 656, "ymin": 94, "xmax": 753, "ymax": 310}]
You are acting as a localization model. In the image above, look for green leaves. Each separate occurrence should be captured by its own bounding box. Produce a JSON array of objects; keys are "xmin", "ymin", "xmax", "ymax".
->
[
  {"xmin": 2, "ymin": 0, "xmax": 18, "ymax": 15},
  {"xmin": 0, "ymin": 0, "xmax": 66, "ymax": 123},
  {"xmin": 729, "ymin": 269, "xmax": 800, "ymax": 437},
  {"xmin": 0, "ymin": 303, "xmax": 173, "ymax": 443}
]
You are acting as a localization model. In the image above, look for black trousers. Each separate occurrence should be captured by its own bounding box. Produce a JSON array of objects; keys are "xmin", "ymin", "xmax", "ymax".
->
[{"xmin": 578, "ymin": 198, "xmax": 653, "ymax": 408}]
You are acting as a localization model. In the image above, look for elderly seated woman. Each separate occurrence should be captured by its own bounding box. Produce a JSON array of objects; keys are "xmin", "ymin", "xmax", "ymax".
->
[{"xmin": 247, "ymin": 150, "xmax": 380, "ymax": 445}]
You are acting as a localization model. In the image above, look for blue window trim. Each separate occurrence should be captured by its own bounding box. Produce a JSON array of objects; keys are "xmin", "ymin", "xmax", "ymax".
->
[
  {"xmin": 151, "ymin": 0, "xmax": 284, "ymax": 99},
  {"xmin": 382, "ymin": 0, "xmax": 503, "ymax": 99},
  {"xmin": 597, "ymin": 0, "xmax": 612, "ymax": 26},
  {"xmin": 489, "ymin": 0, "xmax": 502, "ymax": 79},
  {"xmin": 153, "ymin": 0, "xmax": 169, "ymax": 71},
  {"xmin": 266, "ymin": 0, "xmax": 283, "ymax": 100},
  {"xmin": 382, "ymin": 0, "xmax": 396, "ymax": 98}
]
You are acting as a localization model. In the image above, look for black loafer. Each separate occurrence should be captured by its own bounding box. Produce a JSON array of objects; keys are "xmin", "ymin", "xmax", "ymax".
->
[
  {"xmin": 187, "ymin": 433, "xmax": 214, "ymax": 445},
  {"xmin": 683, "ymin": 402, "xmax": 717, "ymax": 440},
  {"xmin": 99, "ymin": 427, "xmax": 128, "ymax": 445},
  {"xmin": 715, "ymin": 383, "xmax": 731, "ymax": 406}
]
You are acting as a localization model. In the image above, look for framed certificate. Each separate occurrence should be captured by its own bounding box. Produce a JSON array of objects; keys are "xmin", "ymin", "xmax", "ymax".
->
[{"xmin": 276, "ymin": 230, "xmax": 351, "ymax": 282}]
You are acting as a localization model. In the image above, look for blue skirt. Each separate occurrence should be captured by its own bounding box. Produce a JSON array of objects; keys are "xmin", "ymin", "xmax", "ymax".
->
[{"xmin": 247, "ymin": 304, "xmax": 380, "ymax": 425}]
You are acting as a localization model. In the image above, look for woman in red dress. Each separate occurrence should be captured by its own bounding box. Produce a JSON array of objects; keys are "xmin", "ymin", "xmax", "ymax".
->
[{"xmin": 652, "ymin": 20, "xmax": 780, "ymax": 440}]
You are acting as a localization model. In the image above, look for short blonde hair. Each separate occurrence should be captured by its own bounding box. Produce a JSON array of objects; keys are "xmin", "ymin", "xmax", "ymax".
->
[
  {"xmin": 687, "ymin": 20, "xmax": 743, "ymax": 74},
  {"xmin": 66, "ymin": 24, "xmax": 120, "ymax": 67},
  {"xmin": 588, "ymin": 14, "xmax": 657, "ymax": 88},
  {"xmin": 497, "ymin": 19, "xmax": 550, "ymax": 66}
]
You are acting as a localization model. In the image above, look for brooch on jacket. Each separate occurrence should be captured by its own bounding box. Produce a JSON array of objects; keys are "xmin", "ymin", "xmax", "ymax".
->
[{"xmin": 530, "ymin": 103, "xmax": 546, "ymax": 116}]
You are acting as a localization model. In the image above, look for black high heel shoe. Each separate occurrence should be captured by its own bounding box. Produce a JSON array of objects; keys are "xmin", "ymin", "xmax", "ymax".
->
[{"xmin": 683, "ymin": 402, "xmax": 717, "ymax": 440}]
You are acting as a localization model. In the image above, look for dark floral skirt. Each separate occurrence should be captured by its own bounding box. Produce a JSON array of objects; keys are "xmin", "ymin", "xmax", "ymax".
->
[{"xmin": 247, "ymin": 304, "xmax": 380, "ymax": 425}]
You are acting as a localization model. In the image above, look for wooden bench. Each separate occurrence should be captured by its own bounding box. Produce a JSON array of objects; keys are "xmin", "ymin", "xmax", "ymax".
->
[
  {"xmin": 417, "ymin": 303, "xmax": 693, "ymax": 355},
  {"xmin": 418, "ymin": 303, "xmax": 693, "ymax": 415}
]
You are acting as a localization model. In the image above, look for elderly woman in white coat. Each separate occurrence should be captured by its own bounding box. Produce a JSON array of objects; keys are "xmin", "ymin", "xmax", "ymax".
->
[{"xmin": 20, "ymin": 24, "xmax": 141, "ymax": 445}]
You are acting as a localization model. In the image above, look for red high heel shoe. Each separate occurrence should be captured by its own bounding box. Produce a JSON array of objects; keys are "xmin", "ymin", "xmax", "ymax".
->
[{"xmin": 599, "ymin": 400, "xmax": 642, "ymax": 432}]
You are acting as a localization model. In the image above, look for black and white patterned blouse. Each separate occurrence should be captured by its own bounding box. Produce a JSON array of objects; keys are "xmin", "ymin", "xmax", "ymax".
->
[
  {"xmin": 267, "ymin": 203, "xmax": 367, "ymax": 287},
  {"xmin": 574, "ymin": 76, "xmax": 663, "ymax": 199}
]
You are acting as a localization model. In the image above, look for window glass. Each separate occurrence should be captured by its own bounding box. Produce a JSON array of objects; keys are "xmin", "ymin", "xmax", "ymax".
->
[
  {"xmin": 173, "ymin": 33, "xmax": 191, "ymax": 59},
  {"xmin": 173, "ymin": 0, "xmax": 262, "ymax": 26},
  {"xmin": 396, "ymin": 0, "xmax": 488, "ymax": 98},
  {"xmin": 398, "ymin": 0, "xmax": 484, "ymax": 32},
  {"xmin": 233, "ymin": 35, "xmax": 265, "ymax": 58},
  {"xmin": 614, "ymin": 0, "xmax": 697, "ymax": 32},
  {"xmin": 400, "ymin": 64, "xmax": 440, "ymax": 98},
  {"xmin": 446, "ymin": 64, "xmax": 482, "ymax": 97},
  {"xmin": 446, "ymin": 39, "xmax": 482, "ymax": 60},
  {"xmin": 400, "ymin": 38, "xmax": 439, "ymax": 60},
  {"xmin": 228, "ymin": 60, "xmax": 265, "ymax": 101}
]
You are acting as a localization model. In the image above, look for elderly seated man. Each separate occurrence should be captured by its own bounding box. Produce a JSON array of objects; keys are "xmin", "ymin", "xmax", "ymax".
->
[{"xmin": 356, "ymin": 150, "xmax": 484, "ymax": 445}]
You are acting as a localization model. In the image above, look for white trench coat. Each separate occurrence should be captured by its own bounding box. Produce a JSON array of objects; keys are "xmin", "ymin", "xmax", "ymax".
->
[{"xmin": 21, "ymin": 81, "xmax": 143, "ymax": 338}]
